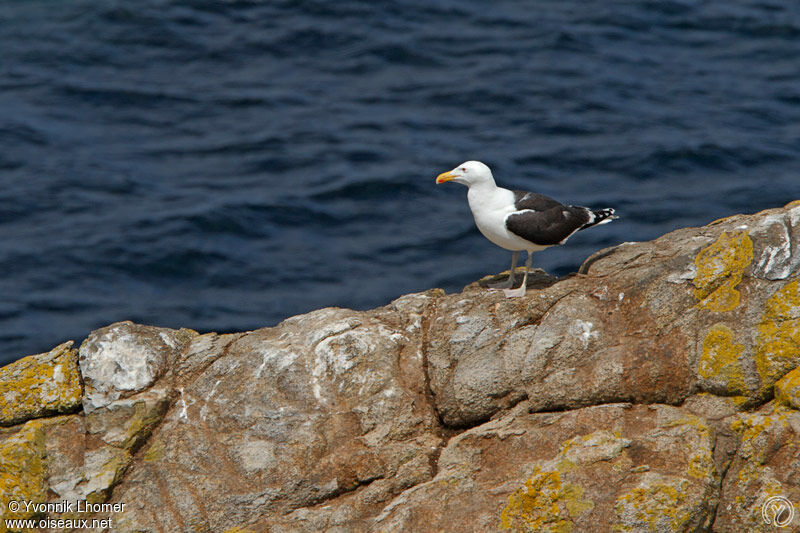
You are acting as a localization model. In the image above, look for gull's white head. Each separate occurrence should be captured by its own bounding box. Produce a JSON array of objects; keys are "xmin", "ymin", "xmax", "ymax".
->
[{"xmin": 435, "ymin": 160, "xmax": 494, "ymax": 187}]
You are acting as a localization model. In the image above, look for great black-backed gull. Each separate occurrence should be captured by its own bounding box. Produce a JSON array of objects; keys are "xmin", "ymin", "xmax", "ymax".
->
[{"xmin": 436, "ymin": 160, "xmax": 617, "ymax": 297}]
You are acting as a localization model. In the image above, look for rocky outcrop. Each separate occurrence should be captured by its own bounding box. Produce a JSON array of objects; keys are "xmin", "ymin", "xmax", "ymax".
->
[
  {"xmin": 2, "ymin": 201, "xmax": 800, "ymax": 532},
  {"xmin": 0, "ymin": 342, "xmax": 82, "ymax": 427}
]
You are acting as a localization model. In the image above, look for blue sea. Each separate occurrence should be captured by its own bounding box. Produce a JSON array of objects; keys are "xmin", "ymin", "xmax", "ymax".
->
[{"xmin": 1, "ymin": 0, "xmax": 798, "ymax": 364}]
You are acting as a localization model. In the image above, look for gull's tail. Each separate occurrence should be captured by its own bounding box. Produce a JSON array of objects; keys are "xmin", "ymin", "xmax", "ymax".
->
[{"xmin": 582, "ymin": 208, "xmax": 618, "ymax": 230}]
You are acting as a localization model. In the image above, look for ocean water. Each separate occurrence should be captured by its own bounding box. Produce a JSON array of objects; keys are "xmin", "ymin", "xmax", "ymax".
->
[{"xmin": 1, "ymin": 0, "xmax": 798, "ymax": 364}]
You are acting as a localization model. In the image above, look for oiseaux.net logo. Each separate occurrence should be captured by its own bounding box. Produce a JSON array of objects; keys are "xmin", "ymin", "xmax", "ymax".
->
[{"xmin": 762, "ymin": 496, "xmax": 795, "ymax": 528}]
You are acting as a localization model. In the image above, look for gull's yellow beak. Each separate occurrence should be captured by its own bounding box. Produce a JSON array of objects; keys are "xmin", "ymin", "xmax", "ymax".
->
[{"xmin": 436, "ymin": 170, "xmax": 455, "ymax": 184}]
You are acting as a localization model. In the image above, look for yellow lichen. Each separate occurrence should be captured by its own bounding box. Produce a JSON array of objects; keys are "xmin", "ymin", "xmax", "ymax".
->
[
  {"xmin": 563, "ymin": 484, "xmax": 594, "ymax": 517},
  {"xmin": 143, "ymin": 438, "xmax": 165, "ymax": 462},
  {"xmin": 726, "ymin": 405, "xmax": 797, "ymax": 528},
  {"xmin": 687, "ymin": 454, "xmax": 713, "ymax": 480},
  {"xmin": 774, "ymin": 367, "xmax": 800, "ymax": 409},
  {"xmin": 731, "ymin": 407, "xmax": 790, "ymax": 482},
  {"xmin": 698, "ymin": 324, "xmax": 748, "ymax": 394},
  {"xmin": 0, "ymin": 342, "xmax": 82, "ymax": 426},
  {"xmin": 613, "ymin": 476, "xmax": 692, "ymax": 532},
  {"xmin": 120, "ymin": 397, "xmax": 170, "ymax": 452},
  {"xmin": 754, "ymin": 280, "xmax": 800, "ymax": 396},
  {"xmin": 730, "ymin": 395, "xmax": 750, "ymax": 406},
  {"xmin": 731, "ymin": 414, "xmax": 772, "ymax": 446},
  {"xmin": 86, "ymin": 449, "xmax": 132, "ymax": 504},
  {"xmin": 661, "ymin": 415, "xmax": 716, "ymax": 481},
  {"xmin": 502, "ymin": 431, "xmax": 645, "ymax": 531},
  {"xmin": 499, "ymin": 466, "xmax": 593, "ymax": 532},
  {"xmin": 0, "ymin": 420, "xmax": 48, "ymax": 530},
  {"xmin": 693, "ymin": 231, "xmax": 754, "ymax": 312},
  {"xmin": 557, "ymin": 458, "xmax": 578, "ymax": 472}
]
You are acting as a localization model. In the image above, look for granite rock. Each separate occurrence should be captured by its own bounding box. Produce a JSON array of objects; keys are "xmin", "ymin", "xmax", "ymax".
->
[
  {"xmin": 0, "ymin": 202, "xmax": 799, "ymax": 532},
  {"xmin": 0, "ymin": 342, "xmax": 81, "ymax": 427}
]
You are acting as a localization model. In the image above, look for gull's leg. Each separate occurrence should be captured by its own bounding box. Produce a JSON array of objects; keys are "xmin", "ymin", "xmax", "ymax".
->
[
  {"xmin": 488, "ymin": 251, "xmax": 518, "ymax": 290},
  {"xmin": 503, "ymin": 251, "xmax": 533, "ymax": 298}
]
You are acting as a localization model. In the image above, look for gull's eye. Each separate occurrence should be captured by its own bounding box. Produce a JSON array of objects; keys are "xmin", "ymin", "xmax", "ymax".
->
[{"xmin": 461, "ymin": 167, "xmax": 466, "ymax": 171}]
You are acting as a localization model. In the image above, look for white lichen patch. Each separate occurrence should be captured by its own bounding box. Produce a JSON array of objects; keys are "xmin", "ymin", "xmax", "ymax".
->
[
  {"xmin": 559, "ymin": 430, "xmax": 632, "ymax": 464},
  {"xmin": 306, "ymin": 316, "xmax": 360, "ymax": 346},
  {"xmin": 200, "ymin": 379, "xmax": 222, "ymax": 421},
  {"xmin": 312, "ymin": 380, "xmax": 325, "ymax": 404},
  {"xmin": 255, "ymin": 346, "xmax": 299, "ymax": 378},
  {"xmin": 751, "ymin": 214, "xmax": 799, "ymax": 280},
  {"xmin": 158, "ymin": 331, "xmax": 178, "ymax": 350},
  {"xmin": 51, "ymin": 364, "xmax": 65, "ymax": 385},
  {"xmin": 313, "ymin": 331, "xmax": 368, "ymax": 377},
  {"xmin": 305, "ymin": 323, "xmax": 403, "ymax": 406},
  {"xmin": 96, "ymin": 334, "xmax": 161, "ymax": 391},
  {"xmin": 79, "ymin": 328, "xmax": 168, "ymax": 412},
  {"xmin": 405, "ymin": 314, "xmax": 423, "ymax": 333},
  {"xmin": 177, "ymin": 387, "xmax": 191, "ymax": 421},
  {"xmin": 614, "ymin": 472, "xmax": 696, "ymax": 532},
  {"xmin": 572, "ymin": 320, "xmax": 599, "ymax": 349}
]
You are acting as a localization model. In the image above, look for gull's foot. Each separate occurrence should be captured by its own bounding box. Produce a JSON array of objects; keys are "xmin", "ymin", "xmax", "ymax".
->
[{"xmin": 502, "ymin": 286, "xmax": 526, "ymax": 298}]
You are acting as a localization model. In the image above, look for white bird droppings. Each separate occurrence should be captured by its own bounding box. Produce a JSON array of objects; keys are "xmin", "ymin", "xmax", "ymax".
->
[{"xmin": 572, "ymin": 320, "xmax": 599, "ymax": 349}]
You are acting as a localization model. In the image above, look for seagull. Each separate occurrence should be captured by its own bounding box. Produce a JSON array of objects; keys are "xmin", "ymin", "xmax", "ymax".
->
[{"xmin": 436, "ymin": 160, "xmax": 617, "ymax": 297}]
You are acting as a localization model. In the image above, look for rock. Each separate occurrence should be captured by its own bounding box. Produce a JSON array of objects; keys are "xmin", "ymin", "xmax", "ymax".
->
[
  {"xmin": 0, "ymin": 419, "xmax": 48, "ymax": 525},
  {"xmin": 78, "ymin": 321, "xmax": 195, "ymax": 412},
  {"xmin": 0, "ymin": 341, "xmax": 82, "ymax": 426},
  {"xmin": 41, "ymin": 415, "xmax": 89, "ymax": 503},
  {"xmin": 0, "ymin": 322, "xmax": 198, "ymax": 522},
  {"xmin": 373, "ymin": 403, "xmax": 719, "ymax": 532},
  {"xmin": 0, "ymin": 201, "xmax": 799, "ymax": 532},
  {"xmin": 66, "ymin": 322, "xmax": 195, "ymax": 504},
  {"xmin": 775, "ymin": 367, "xmax": 800, "ymax": 410},
  {"xmin": 714, "ymin": 402, "xmax": 800, "ymax": 532},
  {"xmin": 105, "ymin": 296, "xmax": 442, "ymax": 532}
]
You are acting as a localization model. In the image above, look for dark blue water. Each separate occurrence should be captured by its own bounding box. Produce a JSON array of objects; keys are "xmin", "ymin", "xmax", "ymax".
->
[{"xmin": 2, "ymin": 1, "xmax": 799, "ymax": 364}]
